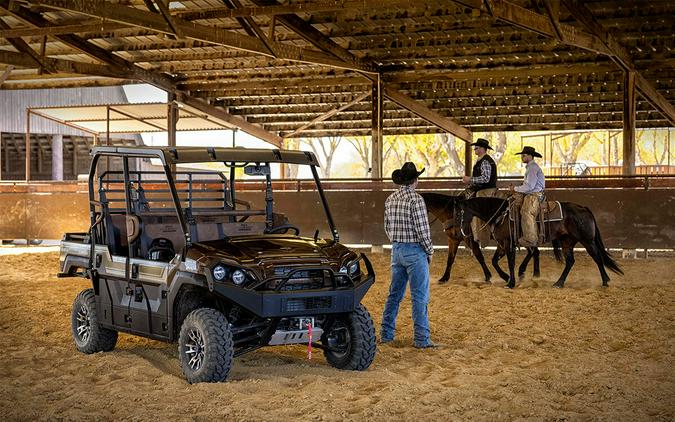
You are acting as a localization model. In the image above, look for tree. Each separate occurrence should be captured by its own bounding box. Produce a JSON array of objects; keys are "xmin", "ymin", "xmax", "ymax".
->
[
  {"xmin": 553, "ymin": 133, "xmax": 591, "ymax": 165},
  {"xmin": 346, "ymin": 136, "xmax": 371, "ymax": 177},
  {"xmin": 301, "ymin": 136, "xmax": 342, "ymax": 178}
]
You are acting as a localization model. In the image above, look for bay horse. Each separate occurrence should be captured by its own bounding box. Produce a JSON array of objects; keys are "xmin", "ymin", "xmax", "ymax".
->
[
  {"xmin": 420, "ymin": 193, "xmax": 492, "ymax": 283},
  {"xmin": 458, "ymin": 197, "xmax": 623, "ymax": 288}
]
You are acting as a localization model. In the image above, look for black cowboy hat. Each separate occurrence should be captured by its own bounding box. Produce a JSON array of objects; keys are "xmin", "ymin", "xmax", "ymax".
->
[
  {"xmin": 392, "ymin": 162, "xmax": 425, "ymax": 185},
  {"xmin": 469, "ymin": 138, "xmax": 493, "ymax": 150},
  {"xmin": 515, "ymin": 146, "xmax": 542, "ymax": 158}
]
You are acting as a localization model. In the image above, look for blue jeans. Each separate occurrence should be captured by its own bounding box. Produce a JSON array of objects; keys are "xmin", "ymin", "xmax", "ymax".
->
[{"xmin": 380, "ymin": 242, "xmax": 431, "ymax": 346}]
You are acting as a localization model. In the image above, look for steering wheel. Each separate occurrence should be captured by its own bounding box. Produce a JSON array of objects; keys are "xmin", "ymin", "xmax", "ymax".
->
[{"xmin": 265, "ymin": 224, "xmax": 300, "ymax": 235}]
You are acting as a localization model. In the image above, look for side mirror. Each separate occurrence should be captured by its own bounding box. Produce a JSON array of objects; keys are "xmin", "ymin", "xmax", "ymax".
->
[{"xmin": 244, "ymin": 164, "xmax": 270, "ymax": 176}]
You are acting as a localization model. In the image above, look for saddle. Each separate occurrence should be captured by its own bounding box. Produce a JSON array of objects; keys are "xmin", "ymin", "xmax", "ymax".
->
[
  {"xmin": 507, "ymin": 200, "xmax": 562, "ymax": 223},
  {"xmin": 507, "ymin": 198, "xmax": 563, "ymax": 245}
]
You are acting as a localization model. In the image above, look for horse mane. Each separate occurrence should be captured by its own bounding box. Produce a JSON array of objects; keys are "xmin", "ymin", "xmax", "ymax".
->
[{"xmin": 420, "ymin": 192, "xmax": 459, "ymax": 220}]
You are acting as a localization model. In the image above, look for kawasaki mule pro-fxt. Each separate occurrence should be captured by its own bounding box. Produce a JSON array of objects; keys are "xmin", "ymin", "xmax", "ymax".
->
[{"xmin": 59, "ymin": 146, "xmax": 376, "ymax": 383}]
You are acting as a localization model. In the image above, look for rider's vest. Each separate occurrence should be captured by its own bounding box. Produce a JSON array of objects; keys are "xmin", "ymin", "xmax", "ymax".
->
[{"xmin": 472, "ymin": 155, "xmax": 497, "ymax": 190}]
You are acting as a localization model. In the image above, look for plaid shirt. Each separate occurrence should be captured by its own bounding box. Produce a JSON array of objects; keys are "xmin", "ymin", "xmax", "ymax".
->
[
  {"xmin": 384, "ymin": 185, "xmax": 433, "ymax": 256},
  {"xmin": 470, "ymin": 157, "xmax": 492, "ymax": 185}
]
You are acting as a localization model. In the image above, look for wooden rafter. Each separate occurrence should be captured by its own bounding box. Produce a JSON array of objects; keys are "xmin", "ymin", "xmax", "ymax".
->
[
  {"xmin": 560, "ymin": 0, "xmax": 675, "ymax": 125},
  {"xmin": 249, "ymin": 0, "xmax": 473, "ymax": 141},
  {"xmin": 0, "ymin": 19, "xmax": 54, "ymax": 73},
  {"xmin": 0, "ymin": 50, "xmax": 133, "ymax": 78},
  {"xmin": 174, "ymin": 0, "xmax": 420, "ymax": 21},
  {"xmin": 282, "ymin": 92, "xmax": 371, "ymax": 138},
  {"xmin": 543, "ymin": 0, "xmax": 563, "ymax": 41},
  {"xmin": 154, "ymin": 0, "xmax": 184, "ymax": 38},
  {"xmin": 27, "ymin": 0, "xmax": 375, "ymax": 73},
  {"xmin": 452, "ymin": 0, "xmax": 610, "ymax": 54},
  {"xmin": 382, "ymin": 87, "xmax": 472, "ymax": 141},
  {"xmin": 0, "ymin": 22, "xmax": 128, "ymax": 38},
  {"xmin": 0, "ymin": 65, "xmax": 13, "ymax": 84},
  {"xmin": 0, "ymin": 1, "xmax": 282, "ymax": 146}
]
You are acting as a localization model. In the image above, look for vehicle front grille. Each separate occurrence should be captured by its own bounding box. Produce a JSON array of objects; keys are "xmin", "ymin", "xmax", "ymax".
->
[
  {"xmin": 286, "ymin": 297, "xmax": 332, "ymax": 312},
  {"xmin": 265, "ymin": 267, "xmax": 329, "ymax": 291}
]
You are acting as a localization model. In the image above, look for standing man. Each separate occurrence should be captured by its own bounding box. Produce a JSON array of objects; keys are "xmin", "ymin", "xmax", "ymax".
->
[
  {"xmin": 382, "ymin": 162, "xmax": 438, "ymax": 349},
  {"xmin": 510, "ymin": 146, "xmax": 545, "ymax": 247},
  {"xmin": 461, "ymin": 138, "xmax": 498, "ymax": 244}
]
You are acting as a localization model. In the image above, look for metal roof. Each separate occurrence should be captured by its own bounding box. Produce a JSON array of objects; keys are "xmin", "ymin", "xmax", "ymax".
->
[
  {"xmin": 29, "ymin": 102, "xmax": 237, "ymax": 135},
  {"xmin": 1, "ymin": 0, "xmax": 674, "ymax": 142}
]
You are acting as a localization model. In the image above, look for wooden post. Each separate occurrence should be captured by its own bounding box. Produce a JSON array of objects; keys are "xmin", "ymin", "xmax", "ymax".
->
[
  {"xmin": 623, "ymin": 71, "xmax": 636, "ymax": 175},
  {"xmin": 464, "ymin": 140, "xmax": 472, "ymax": 176},
  {"xmin": 25, "ymin": 109, "xmax": 30, "ymax": 182},
  {"xmin": 371, "ymin": 75, "xmax": 383, "ymax": 180}
]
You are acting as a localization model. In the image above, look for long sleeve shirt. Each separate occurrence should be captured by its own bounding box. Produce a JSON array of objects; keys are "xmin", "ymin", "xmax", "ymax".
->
[
  {"xmin": 514, "ymin": 161, "xmax": 545, "ymax": 194},
  {"xmin": 384, "ymin": 185, "xmax": 434, "ymax": 256},
  {"xmin": 470, "ymin": 158, "xmax": 492, "ymax": 185}
]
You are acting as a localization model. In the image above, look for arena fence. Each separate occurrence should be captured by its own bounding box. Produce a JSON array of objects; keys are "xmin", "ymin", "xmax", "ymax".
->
[{"xmin": 1, "ymin": 176, "xmax": 674, "ymax": 249}]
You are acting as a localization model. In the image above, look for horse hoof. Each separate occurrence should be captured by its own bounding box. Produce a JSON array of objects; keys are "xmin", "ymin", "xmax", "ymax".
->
[
  {"xmin": 553, "ymin": 282, "xmax": 564, "ymax": 289},
  {"xmin": 438, "ymin": 279, "xmax": 449, "ymax": 284},
  {"xmin": 533, "ymin": 273, "xmax": 540, "ymax": 278}
]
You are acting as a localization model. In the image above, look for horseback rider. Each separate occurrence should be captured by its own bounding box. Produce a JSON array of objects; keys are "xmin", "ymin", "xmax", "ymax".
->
[
  {"xmin": 461, "ymin": 138, "xmax": 498, "ymax": 244},
  {"xmin": 510, "ymin": 146, "xmax": 545, "ymax": 247}
]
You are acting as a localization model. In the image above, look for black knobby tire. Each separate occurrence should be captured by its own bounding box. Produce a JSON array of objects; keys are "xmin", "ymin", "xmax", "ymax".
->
[
  {"xmin": 323, "ymin": 303, "xmax": 376, "ymax": 371},
  {"xmin": 178, "ymin": 308, "xmax": 234, "ymax": 383},
  {"xmin": 71, "ymin": 288, "xmax": 118, "ymax": 353}
]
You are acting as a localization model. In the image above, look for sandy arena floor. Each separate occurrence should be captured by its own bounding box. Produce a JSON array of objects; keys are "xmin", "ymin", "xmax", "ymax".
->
[{"xmin": 0, "ymin": 249, "xmax": 673, "ymax": 421}]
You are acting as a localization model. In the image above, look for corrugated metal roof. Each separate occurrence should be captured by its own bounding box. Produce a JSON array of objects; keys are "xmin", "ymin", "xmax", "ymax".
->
[{"xmin": 27, "ymin": 102, "xmax": 236, "ymax": 134}]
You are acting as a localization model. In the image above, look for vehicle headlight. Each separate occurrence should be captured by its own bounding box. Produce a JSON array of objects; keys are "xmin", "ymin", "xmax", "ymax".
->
[
  {"xmin": 231, "ymin": 269, "xmax": 246, "ymax": 285},
  {"xmin": 348, "ymin": 261, "xmax": 360, "ymax": 275},
  {"xmin": 338, "ymin": 266, "xmax": 348, "ymax": 274},
  {"xmin": 213, "ymin": 265, "xmax": 226, "ymax": 281}
]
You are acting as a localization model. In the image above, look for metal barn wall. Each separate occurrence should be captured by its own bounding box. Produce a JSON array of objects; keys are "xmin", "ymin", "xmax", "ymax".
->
[
  {"xmin": 0, "ymin": 185, "xmax": 673, "ymax": 249},
  {"xmin": 0, "ymin": 86, "xmax": 131, "ymax": 135}
]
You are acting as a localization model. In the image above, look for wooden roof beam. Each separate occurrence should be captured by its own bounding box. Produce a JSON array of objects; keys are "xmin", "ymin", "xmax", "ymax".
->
[
  {"xmin": 0, "ymin": 19, "xmax": 54, "ymax": 73},
  {"xmin": 282, "ymin": 92, "xmax": 371, "ymax": 138},
  {"xmin": 249, "ymin": 0, "xmax": 473, "ymax": 141},
  {"xmin": 452, "ymin": 0, "xmax": 610, "ymax": 54},
  {"xmin": 176, "ymin": 94, "xmax": 282, "ymax": 147},
  {"xmin": 0, "ymin": 22, "xmax": 129, "ymax": 38},
  {"xmin": 173, "ymin": 0, "xmax": 419, "ymax": 21},
  {"xmin": 383, "ymin": 87, "xmax": 472, "ymax": 141},
  {"xmin": 1, "ymin": 1, "xmax": 282, "ymax": 146},
  {"xmin": 27, "ymin": 0, "xmax": 374, "ymax": 73},
  {"xmin": 154, "ymin": 0, "xmax": 184, "ymax": 38},
  {"xmin": 560, "ymin": 0, "xmax": 675, "ymax": 125},
  {"xmin": 0, "ymin": 49, "xmax": 133, "ymax": 78},
  {"xmin": 0, "ymin": 64, "xmax": 13, "ymax": 84}
]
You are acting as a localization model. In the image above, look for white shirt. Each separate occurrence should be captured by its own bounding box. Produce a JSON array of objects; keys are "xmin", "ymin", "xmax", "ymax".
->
[{"xmin": 515, "ymin": 161, "xmax": 545, "ymax": 194}]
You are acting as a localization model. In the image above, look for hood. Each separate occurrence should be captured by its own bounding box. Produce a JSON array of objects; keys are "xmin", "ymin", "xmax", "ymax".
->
[{"xmin": 192, "ymin": 235, "xmax": 349, "ymax": 262}]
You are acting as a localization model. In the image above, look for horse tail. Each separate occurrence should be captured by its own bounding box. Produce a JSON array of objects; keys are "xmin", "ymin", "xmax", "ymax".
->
[
  {"xmin": 589, "ymin": 209, "xmax": 624, "ymax": 276},
  {"xmin": 552, "ymin": 239, "xmax": 563, "ymax": 262}
]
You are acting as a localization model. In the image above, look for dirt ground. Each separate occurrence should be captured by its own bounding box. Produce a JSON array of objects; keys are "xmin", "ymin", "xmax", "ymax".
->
[{"xmin": 0, "ymin": 249, "xmax": 673, "ymax": 421}]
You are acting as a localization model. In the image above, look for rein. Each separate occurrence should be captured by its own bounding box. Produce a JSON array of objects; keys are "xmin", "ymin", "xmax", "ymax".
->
[{"xmin": 460, "ymin": 198, "xmax": 510, "ymax": 238}]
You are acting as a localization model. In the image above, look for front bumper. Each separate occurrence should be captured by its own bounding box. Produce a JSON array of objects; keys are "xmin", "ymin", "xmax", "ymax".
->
[{"xmin": 210, "ymin": 254, "xmax": 375, "ymax": 318}]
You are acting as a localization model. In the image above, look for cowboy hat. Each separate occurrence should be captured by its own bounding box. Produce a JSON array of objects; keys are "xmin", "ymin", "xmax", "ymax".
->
[
  {"xmin": 469, "ymin": 138, "xmax": 493, "ymax": 150},
  {"xmin": 392, "ymin": 162, "xmax": 425, "ymax": 185},
  {"xmin": 515, "ymin": 146, "xmax": 542, "ymax": 158}
]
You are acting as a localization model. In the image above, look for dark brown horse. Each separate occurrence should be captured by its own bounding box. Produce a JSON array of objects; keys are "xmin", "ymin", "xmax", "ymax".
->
[
  {"xmin": 420, "ymin": 193, "xmax": 492, "ymax": 283},
  {"xmin": 458, "ymin": 197, "xmax": 623, "ymax": 288},
  {"xmin": 423, "ymin": 192, "xmax": 542, "ymax": 283}
]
